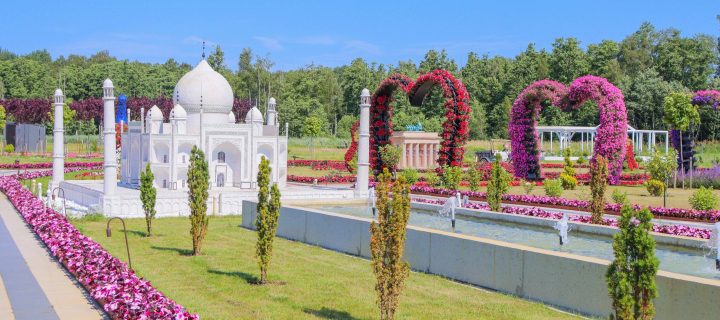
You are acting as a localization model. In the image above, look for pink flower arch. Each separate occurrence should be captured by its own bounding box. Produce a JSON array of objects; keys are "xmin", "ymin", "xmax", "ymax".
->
[{"xmin": 509, "ymin": 75, "xmax": 628, "ymax": 184}]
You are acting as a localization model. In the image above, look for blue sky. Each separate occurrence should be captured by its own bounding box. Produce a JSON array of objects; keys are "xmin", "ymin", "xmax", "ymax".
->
[{"xmin": 1, "ymin": 0, "xmax": 717, "ymax": 71}]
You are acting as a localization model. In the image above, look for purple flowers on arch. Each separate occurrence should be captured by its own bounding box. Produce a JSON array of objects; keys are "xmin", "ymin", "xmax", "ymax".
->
[{"xmin": 509, "ymin": 75, "xmax": 628, "ymax": 184}]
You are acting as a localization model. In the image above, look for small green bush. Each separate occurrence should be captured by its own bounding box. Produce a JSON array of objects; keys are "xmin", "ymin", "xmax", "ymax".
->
[
  {"xmin": 522, "ymin": 180, "xmax": 535, "ymax": 194},
  {"xmin": 4, "ymin": 144, "xmax": 14, "ymax": 153},
  {"xmin": 559, "ymin": 172, "xmax": 577, "ymax": 190},
  {"xmin": 466, "ymin": 166, "xmax": 481, "ymax": 191},
  {"xmin": 576, "ymin": 155, "xmax": 587, "ymax": 165},
  {"xmin": 544, "ymin": 179, "xmax": 563, "ymax": 197},
  {"xmin": 425, "ymin": 173, "xmax": 441, "ymax": 187},
  {"xmin": 401, "ymin": 169, "xmax": 419, "ymax": 185},
  {"xmin": 689, "ymin": 186, "xmax": 719, "ymax": 211},
  {"xmin": 441, "ymin": 165, "xmax": 463, "ymax": 190},
  {"xmin": 611, "ymin": 189, "xmax": 627, "ymax": 205},
  {"xmin": 645, "ymin": 179, "xmax": 665, "ymax": 197}
]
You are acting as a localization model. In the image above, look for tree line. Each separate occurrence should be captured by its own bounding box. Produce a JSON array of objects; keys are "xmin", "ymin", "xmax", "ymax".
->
[{"xmin": 1, "ymin": 21, "xmax": 719, "ymax": 139}]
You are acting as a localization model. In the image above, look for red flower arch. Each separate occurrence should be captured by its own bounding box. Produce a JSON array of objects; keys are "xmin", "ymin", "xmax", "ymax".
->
[{"xmin": 363, "ymin": 70, "xmax": 470, "ymax": 175}]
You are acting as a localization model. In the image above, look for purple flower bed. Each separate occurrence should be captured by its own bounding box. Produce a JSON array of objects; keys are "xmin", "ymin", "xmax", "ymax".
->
[
  {"xmin": 411, "ymin": 197, "xmax": 712, "ymax": 239},
  {"xmin": 410, "ymin": 185, "xmax": 720, "ymax": 222},
  {"xmin": 0, "ymin": 171, "xmax": 198, "ymax": 319}
]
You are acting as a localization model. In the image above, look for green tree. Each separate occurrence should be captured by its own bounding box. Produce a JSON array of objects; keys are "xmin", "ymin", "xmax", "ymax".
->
[
  {"xmin": 255, "ymin": 156, "xmax": 281, "ymax": 284},
  {"xmin": 378, "ymin": 145, "xmax": 402, "ymax": 174},
  {"xmin": 587, "ymin": 40, "xmax": 623, "ymax": 84},
  {"xmin": 187, "ymin": 145, "xmax": 210, "ymax": 256},
  {"xmin": 139, "ymin": 163, "xmax": 157, "ymax": 236},
  {"xmin": 207, "ymin": 45, "xmax": 229, "ymax": 74},
  {"xmin": 549, "ymin": 38, "xmax": 589, "ymax": 84},
  {"xmin": 606, "ymin": 205, "xmax": 659, "ymax": 320},
  {"xmin": 619, "ymin": 22, "xmax": 658, "ymax": 77},
  {"xmin": 371, "ymin": 169, "xmax": 411, "ymax": 320},
  {"xmin": 0, "ymin": 105, "xmax": 6, "ymax": 133},
  {"xmin": 486, "ymin": 155, "xmax": 510, "ymax": 212},
  {"xmin": 655, "ymin": 31, "xmax": 716, "ymax": 90},
  {"xmin": 621, "ymin": 68, "xmax": 686, "ymax": 130},
  {"xmin": 418, "ymin": 49, "xmax": 458, "ymax": 119},
  {"xmin": 466, "ymin": 166, "xmax": 481, "ymax": 191},
  {"xmin": 589, "ymin": 156, "xmax": 608, "ymax": 224}
]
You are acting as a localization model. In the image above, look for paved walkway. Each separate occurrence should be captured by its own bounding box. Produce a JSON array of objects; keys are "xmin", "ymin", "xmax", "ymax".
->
[{"xmin": 0, "ymin": 194, "xmax": 106, "ymax": 320}]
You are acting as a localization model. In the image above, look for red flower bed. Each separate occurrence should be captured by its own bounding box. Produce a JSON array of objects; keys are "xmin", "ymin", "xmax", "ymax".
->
[
  {"xmin": 0, "ymin": 161, "xmax": 103, "ymax": 170},
  {"xmin": 287, "ymin": 160, "xmax": 345, "ymax": 167}
]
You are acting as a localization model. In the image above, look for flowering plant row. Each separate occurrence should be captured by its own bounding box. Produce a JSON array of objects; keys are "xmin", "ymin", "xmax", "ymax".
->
[
  {"xmin": 287, "ymin": 174, "xmax": 358, "ymax": 184},
  {"xmin": 344, "ymin": 120, "xmax": 360, "ymax": 173},
  {"xmin": 410, "ymin": 185, "xmax": 720, "ymax": 222},
  {"xmin": 509, "ymin": 76, "xmax": 628, "ymax": 184},
  {"xmin": 287, "ymin": 159, "xmax": 345, "ymax": 167},
  {"xmin": 691, "ymin": 90, "xmax": 720, "ymax": 109},
  {"xmin": 411, "ymin": 197, "xmax": 711, "ymax": 239},
  {"xmin": 0, "ymin": 161, "xmax": 103, "ymax": 170},
  {"xmin": 0, "ymin": 172, "xmax": 198, "ymax": 319}
]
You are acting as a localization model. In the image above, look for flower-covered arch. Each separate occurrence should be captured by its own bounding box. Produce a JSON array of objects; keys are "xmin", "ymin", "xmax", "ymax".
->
[
  {"xmin": 369, "ymin": 70, "xmax": 471, "ymax": 174},
  {"xmin": 344, "ymin": 120, "xmax": 360, "ymax": 173},
  {"xmin": 509, "ymin": 75, "xmax": 628, "ymax": 184}
]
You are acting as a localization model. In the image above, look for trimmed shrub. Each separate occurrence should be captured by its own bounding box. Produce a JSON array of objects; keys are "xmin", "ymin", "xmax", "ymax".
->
[
  {"xmin": 522, "ymin": 180, "xmax": 535, "ymax": 195},
  {"xmin": 611, "ymin": 189, "xmax": 627, "ymax": 205},
  {"xmin": 441, "ymin": 165, "xmax": 462, "ymax": 191},
  {"xmin": 689, "ymin": 186, "xmax": 719, "ymax": 211},
  {"xmin": 4, "ymin": 144, "xmax": 14, "ymax": 153},
  {"xmin": 487, "ymin": 155, "xmax": 510, "ymax": 212},
  {"xmin": 645, "ymin": 179, "xmax": 665, "ymax": 197},
  {"xmin": 559, "ymin": 172, "xmax": 578, "ymax": 190},
  {"xmin": 466, "ymin": 166, "xmax": 481, "ymax": 191},
  {"xmin": 400, "ymin": 169, "xmax": 419, "ymax": 185},
  {"xmin": 589, "ymin": 156, "xmax": 608, "ymax": 224},
  {"xmin": 544, "ymin": 179, "xmax": 563, "ymax": 197}
]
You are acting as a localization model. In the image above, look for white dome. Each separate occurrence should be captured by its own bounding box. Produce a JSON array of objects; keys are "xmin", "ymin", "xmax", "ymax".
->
[
  {"xmin": 245, "ymin": 106, "xmax": 263, "ymax": 123},
  {"xmin": 103, "ymin": 78, "xmax": 113, "ymax": 88},
  {"xmin": 170, "ymin": 104, "xmax": 187, "ymax": 119},
  {"xmin": 147, "ymin": 105, "xmax": 163, "ymax": 120},
  {"xmin": 173, "ymin": 60, "xmax": 233, "ymax": 115},
  {"xmin": 54, "ymin": 88, "xmax": 63, "ymax": 97},
  {"xmin": 227, "ymin": 111, "xmax": 236, "ymax": 123}
]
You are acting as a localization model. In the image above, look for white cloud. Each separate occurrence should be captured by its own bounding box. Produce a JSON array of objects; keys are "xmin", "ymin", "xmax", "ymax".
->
[
  {"xmin": 254, "ymin": 36, "xmax": 283, "ymax": 51},
  {"xmin": 295, "ymin": 36, "xmax": 336, "ymax": 45},
  {"xmin": 344, "ymin": 40, "xmax": 381, "ymax": 55}
]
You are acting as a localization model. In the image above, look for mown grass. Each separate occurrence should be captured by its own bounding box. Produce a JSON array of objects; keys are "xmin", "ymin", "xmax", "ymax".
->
[{"xmin": 72, "ymin": 216, "xmax": 580, "ymax": 320}]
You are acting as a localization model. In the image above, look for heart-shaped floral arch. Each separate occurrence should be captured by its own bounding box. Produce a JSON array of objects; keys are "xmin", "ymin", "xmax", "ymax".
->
[
  {"xmin": 365, "ymin": 70, "xmax": 470, "ymax": 175},
  {"xmin": 509, "ymin": 75, "xmax": 628, "ymax": 184}
]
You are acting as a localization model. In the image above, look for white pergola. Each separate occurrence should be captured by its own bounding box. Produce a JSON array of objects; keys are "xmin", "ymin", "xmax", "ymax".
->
[{"xmin": 536, "ymin": 125, "xmax": 668, "ymax": 159}]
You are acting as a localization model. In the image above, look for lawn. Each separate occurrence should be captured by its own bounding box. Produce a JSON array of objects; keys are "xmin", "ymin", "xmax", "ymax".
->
[{"xmin": 72, "ymin": 216, "xmax": 580, "ymax": 320}]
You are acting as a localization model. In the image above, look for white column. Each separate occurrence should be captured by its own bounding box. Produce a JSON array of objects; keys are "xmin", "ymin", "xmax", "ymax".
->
[
  {"xmin": 51, "ymin": 89, "xmax": 64, "ymax": 191},
  {"xmin": 401, "ymin": 143, "xmax": 407, "ymax": 168},
  {"xmin": 355, "ymin": 89, "xmax": 370, "ymax": 197},
  {"xmin": 102, "ymin": 79, "xmax": 116, "ymax": 196},
  {"xmin": 424, "ymin": 143, "xmax": 430, "ymax": 169},
  {"xmin": 412, "ymin": 143, "xmax": 418, "ymax": 168}
]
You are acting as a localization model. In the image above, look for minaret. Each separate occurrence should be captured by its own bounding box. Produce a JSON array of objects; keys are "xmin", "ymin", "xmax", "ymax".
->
[
  {"xmin": 267, "ymin": 97, "xmax": 277, "ymax": 126},
  {"xmin": 102, "ymin": 79, "xmax": 116, "ymax": 196},
  {"xmin": 51, "ymin": 88, "xmax": 64, "ymax": 191},
  {"xmin": 355, "ymin": 88, "xmax": 370, "ymax": 197}
]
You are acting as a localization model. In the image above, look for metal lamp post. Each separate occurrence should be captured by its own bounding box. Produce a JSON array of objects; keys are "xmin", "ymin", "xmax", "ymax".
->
[
  {"xmin": 106, "ymin": 217, "xmax": 132, "ymax": 269},
  {"xmin": 51, "ymin": 187, "xmax": 67, "ymax": 217}
]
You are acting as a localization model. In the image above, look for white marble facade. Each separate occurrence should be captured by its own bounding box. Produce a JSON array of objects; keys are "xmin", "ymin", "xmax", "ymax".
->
[{"xmin": 119, "ymin": 59, "xmax": 287, "ymax": 190}]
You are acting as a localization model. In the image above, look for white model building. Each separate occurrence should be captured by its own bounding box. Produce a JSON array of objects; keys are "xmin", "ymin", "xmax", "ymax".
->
[{"xmin": 119, "ymin": 59, "xmax": 287, "ymax": 189}]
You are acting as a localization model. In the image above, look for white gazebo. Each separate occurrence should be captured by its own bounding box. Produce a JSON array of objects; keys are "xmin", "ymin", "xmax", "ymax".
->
[{"xmin": 537, "ymin": 125, "xmax": 668, "ymax": 160}]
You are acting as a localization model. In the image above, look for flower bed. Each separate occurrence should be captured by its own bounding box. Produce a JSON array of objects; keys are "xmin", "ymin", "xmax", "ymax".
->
[
  {"xmin": 410, "ymin": 185, "xmax": 720, "ymax": 222},
  {"xmin": 287, "ymin": 160, "xmax": 345, "ymax": 167},
  {"xmin": 287, "ymin": 174, "xmax": 357, "ymax": 184},
  {"xmin": 411, "ymin": 197, "xmax": 711, "ymax": 239},
  {"xmin": 0, "ymin": 172, "xmax": 198, "ymax": 319},
  {"xmin": 0, "ymin": 161, "xmax": 103, "ymax": 170}
]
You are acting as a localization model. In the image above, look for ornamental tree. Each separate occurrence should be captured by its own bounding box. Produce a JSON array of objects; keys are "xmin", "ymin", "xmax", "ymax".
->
[
  {"xmin": 378, "ymin": 145, "xmax": 401, "ymax": 174},
  {"xmin": 606, "ymin": 205, "xmax": 659, "ymax": 320},
  {"xmin": 371, "ymin": 168, "xmax": 411, "ymax": 320},
  {"xmin": 663, "ymin": 92, "xmax": 699, "ymax": 183},
  {"xmin": 589, "ymin": 156, "xmax": 608, "ymax": 224},
  {"xmin": 255, "ymin": 156, "xmax": 281, "ymax": 284},
  {"xmin": 187, "ymin": 146, "xmax": 209, "ymax": 256},
  {"xmin": 487, "ymin": 155, "xmax": 510, "ymax": 212},
  {"xmin": 139, "ymin": 163, "xmax": 157, "ymax": 237}
]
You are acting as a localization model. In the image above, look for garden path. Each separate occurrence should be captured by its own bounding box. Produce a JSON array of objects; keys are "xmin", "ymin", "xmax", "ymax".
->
[{"xmin": 0, "ymin": 194, "xmax": 105, "ymax": 320}]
